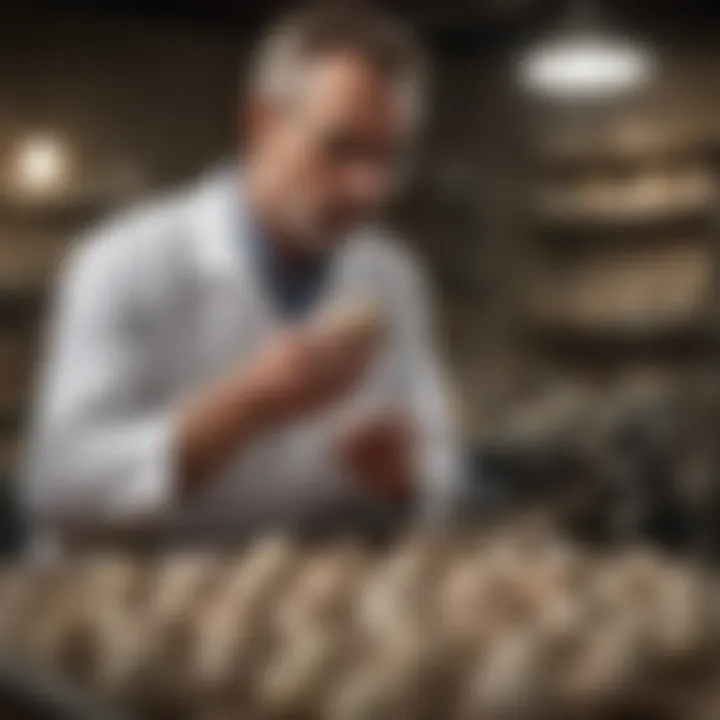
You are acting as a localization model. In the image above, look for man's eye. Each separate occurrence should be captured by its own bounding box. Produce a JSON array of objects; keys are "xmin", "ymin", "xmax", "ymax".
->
[{"xmin": 323, "ymin": 134, "xmax": 360, "ymax": 159}]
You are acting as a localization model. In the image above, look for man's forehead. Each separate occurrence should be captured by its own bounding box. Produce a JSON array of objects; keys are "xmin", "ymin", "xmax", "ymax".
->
[{"xmin": 293, "ymin": 53, "xmax": 419, "ymax": 129}]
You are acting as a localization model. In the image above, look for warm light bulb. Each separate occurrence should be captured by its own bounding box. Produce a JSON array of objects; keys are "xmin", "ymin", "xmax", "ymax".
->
[
  {"xmin": 519, "ymin": 37, "xmax": 653, "ymax": 99},
  {"xmin": 13, "ymin": 136, "xmax": 68, "ymax": 193}
]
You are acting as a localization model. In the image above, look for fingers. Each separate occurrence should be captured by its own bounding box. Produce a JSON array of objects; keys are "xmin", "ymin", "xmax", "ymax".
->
[
  {"xmin": 312, "ymin": 299, "xmax": 388, "ymax": 348},
  {"xmin": 246, "ymin": 299, "xmax": 387, "ymax": 426},
  {"xmin": 304, "ymin": 299, "xmax": 387, "ymax": 378},
  {"xmin": 338, "ymin": 413, "xmax": 416, "ymax": 504},
  {"xmin": 291, "ymin": 300, "xmax": 387, "ymax": 406}
]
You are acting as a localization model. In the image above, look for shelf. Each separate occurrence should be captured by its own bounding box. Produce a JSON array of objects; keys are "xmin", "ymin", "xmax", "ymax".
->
[
  {"xmin": 523, "ymin": 319, "xmax": 720, "ymax": 360},
  {"xmin": 0, "ymin": 439, "xmax": 18, "ymax": 476},
  {"xmin": 535, "ymin": 229, "xmax": 717, "ymax": 256},
  {"xmin": 533, "ymin": 168, "xmax": 718, "ymax": 235},
  {"xmin": 0, "ymin": 404, "xmax": 24, "ymax": 435},
  {"xmin": 0, "ymin": 286, "xmax": 46, "ymax": 328},
  {"xmin": 534, "ymin": 135, "xmax": 720, "ymax": 175},
  {"xmin": 0, "ymin": 284, "xmax": 45, "ymax": 304},
  {"xmin": 535, "ymin": 202, "xmax": 717, "ymax": 237},
  {"xmin": 0, "ymin": 195, "xmax": 116, "ymax": 232},
  {"xmin": 527, "ymin": 121, "xmax": 720, "ymax": 371}
]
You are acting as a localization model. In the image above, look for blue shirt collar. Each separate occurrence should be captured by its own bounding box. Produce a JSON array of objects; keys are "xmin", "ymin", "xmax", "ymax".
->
[
  {"xmin": 200, "ymin": 162, "xmax": 333, "ymax": 320},
  {"xmin": 237, "ymin": 176, "xmax": 332, "ymax": 320},
  {"xmin": 248, "ymin": 218, "xmax": 332, "ymax": 320}
]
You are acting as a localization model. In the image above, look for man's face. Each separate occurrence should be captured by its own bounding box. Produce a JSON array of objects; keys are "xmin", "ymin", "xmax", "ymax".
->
[{"xmin": 249, "ymin": 52, "xmax": 415, "ymax": 248}]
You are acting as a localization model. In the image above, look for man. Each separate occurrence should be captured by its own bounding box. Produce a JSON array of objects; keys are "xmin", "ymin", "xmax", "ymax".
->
[{"xmin": 24, "ymin": 8, "xmax": 460, "ymax": 545}]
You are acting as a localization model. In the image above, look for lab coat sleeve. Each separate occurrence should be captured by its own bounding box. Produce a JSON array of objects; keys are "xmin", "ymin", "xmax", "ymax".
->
[
  {"xmin": 396, "ymin": 259, "xmax": 464, "ymax": 522},
  {"xmin": 22, "ymin": 227, "xmax": 177, "ymax": 530}
]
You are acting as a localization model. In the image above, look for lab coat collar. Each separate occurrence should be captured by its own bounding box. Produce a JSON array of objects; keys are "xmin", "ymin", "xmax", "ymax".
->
[
  {"xmin": 189, "ymin": 161, "xmax": 368, "ymax": 294},
  {"xmin": 191, "ymin": 162, "xmax": 250, "ymax": 285}
]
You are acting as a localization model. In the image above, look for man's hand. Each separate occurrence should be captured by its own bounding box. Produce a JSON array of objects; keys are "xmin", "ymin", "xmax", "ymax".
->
[
  {"xmin": 178, "ymin": 300, "xmax": 386, "ymax": 497},
  {"xmin": 244, "ymin": 301, "xmax": 386, "ymax": 427},
  {"xmin": 336, "ymin": 411, "xmax": 416, "ymax": 505}
]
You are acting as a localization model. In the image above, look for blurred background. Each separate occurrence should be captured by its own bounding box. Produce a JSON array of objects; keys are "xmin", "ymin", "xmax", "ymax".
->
[
  {"xmin": 5, "ymin": 0, "xmax": 720, "ymax": 555},
  {"xmin": 7, "ymin": 3, "xmax": 720, "ymax": 717}
]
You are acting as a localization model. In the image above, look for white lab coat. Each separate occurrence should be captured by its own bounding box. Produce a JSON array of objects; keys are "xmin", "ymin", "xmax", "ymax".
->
[{"xmin": 23, "ymin": 167, "xmax": 460, "ymax": 544}]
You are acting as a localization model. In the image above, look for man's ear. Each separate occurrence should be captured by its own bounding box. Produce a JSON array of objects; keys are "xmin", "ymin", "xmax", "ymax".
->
[
  {"xmin": 243, "ymin": 97, "xmax": 261, "ymax": 149},
  {"xmin": 244, "ymin": 96, "xmax": 278, "ymax": 152}
]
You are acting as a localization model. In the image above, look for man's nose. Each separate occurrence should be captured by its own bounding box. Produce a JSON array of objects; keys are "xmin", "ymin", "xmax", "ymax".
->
[{"xmin": 343, "ymin": 163, "xmax": 388, "ymax": 203}]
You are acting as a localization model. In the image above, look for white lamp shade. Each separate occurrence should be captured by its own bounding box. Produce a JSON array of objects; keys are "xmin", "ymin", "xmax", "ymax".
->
[
  {"xmin": 13, "ymin": 136, "xmax": 69, "ymax": 193},
  {"xmin": 519, "ymin": 36, "xmax": 654, "ymax": 99}
]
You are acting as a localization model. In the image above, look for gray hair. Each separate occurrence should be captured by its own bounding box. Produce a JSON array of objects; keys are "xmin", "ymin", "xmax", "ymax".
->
[{"xmin": 249, "ymin": 6, "xmax": 428, "ymax": 114}]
